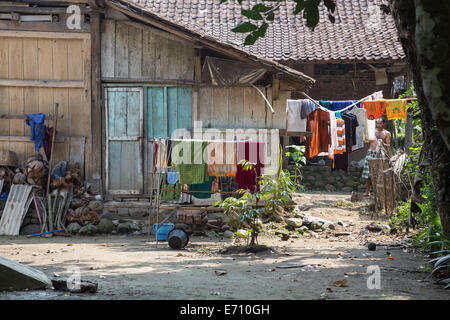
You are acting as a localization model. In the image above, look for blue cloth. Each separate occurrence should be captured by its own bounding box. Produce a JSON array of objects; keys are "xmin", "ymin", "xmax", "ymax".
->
[
  {"xmin": 0, "ymin": 192, "xmax": 8, "ymax": 201},
  {"xmin": 167, "ymin": 171, "xmax": 179, "ymax": 184},
  {"xmin": 300, "ymin": 100, "xmax": 316, "ymax": 119},
  {"xmin": 319, "ymin": 100, "xmax": 360, "ymax": 112},
  {"xmin": 51, "ymin": 161, "xmax": 68, "ymax": 180},
  {"xmin": 26, "ymin": 113, "xmax": 46, "ymax": 152}
]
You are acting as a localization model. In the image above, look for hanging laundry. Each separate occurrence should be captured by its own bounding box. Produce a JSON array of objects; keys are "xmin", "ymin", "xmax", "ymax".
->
[
  {"xmin": 365, "ymin": 119, "xmax": 376, "ymax": 142},
  {"xmin": 173, "ymin": 140, "xmax": 209, "ymax": 184},
  {"xmin": 25, "ymin": 113, "xmax": 46, "ymax": 152},
  {"xmin": 188, "ymin": 176, "xmax": 214, "ymax": 199},
  {"xmin": 286, "ymin": 99, "xmax": 313, "ymax": 132},
  {"xmin": 300, "ymin": 100, "xmax": 316, "ymax": 119},
  {"xmin": 325, "ymin": 111, "xmax": 337, "ymax": 160},
  {"xmin": 306, "ymin": 109, "xmax": 330, "ymax": 159},
  {"xmin": 167, "ymin": 171, "xmax": 179, "ymax": 184},
  {"xmin": 160, "ymin": 180, "xmax": 182, "ymax": 202},
  {"xmin": 385, "ymin": 99, "xmax": 407, "ymax": 120},
  {"xmin": 207, "ymin": 141, "xmax": 237, "ymax": 176},
  {"xmin": 361, "ymin": 100, "xmax": 386, "ymax": 120},
  {"xmin": 350, "ymin": 108, "xmax": 366, "ymax": 151},
  {"xmin": 319, "ymin": 100, "xmax": 360, "ymax": 112},
  {"xmin": 333, "ymin": 114, "xmax": 353, "ymax": 171},
  {"xmin": 236, "ymin": 141, "xmax": 265, "ymax": 191},
  {"xmin": 342, "ymin": 111, "xmax": 358, "ymax": 146},
  {"xmin": 43, "ymin": 126, "xmax": 54, "ymax": 161},
  {"xmin": 334, "ymin": 118, "xmax": 346, "ymax": 155}
]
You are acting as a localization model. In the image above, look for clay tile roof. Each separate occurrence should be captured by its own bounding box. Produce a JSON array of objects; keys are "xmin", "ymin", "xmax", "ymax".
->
[{"xmin": 111, "ymin": 0, "xmax": 405, "ymax": 63}]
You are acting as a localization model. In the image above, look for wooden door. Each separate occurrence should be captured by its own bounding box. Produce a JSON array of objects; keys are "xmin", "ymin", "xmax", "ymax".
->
[
  {"xmin": 147, "ymin": 86, "xmax": 191, "ymax": 138},
  {"xmin": 105, "ymin": 87, "xmax": 143, "ymax": 194}
]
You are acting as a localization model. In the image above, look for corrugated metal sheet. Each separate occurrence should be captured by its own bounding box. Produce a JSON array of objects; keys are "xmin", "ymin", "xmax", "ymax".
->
[{"xmin": 0, "ymin": 184, "xmax": 33, "ymax": 236}]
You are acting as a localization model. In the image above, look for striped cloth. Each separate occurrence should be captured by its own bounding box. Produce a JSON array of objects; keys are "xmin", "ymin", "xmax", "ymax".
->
[{"xmin": 361, "ymin": 149, "xmax": 379, "ymax": 179}]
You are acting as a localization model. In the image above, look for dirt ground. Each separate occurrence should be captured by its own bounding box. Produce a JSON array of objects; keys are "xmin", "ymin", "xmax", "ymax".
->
[{"xmin": 0, "ymin": 191, "xmax": 449, "ymax": 300}]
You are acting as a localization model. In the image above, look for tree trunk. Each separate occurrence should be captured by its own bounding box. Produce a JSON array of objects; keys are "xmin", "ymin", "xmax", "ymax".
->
[{"xmin": 390, "ymin": 1, "xmax": 450, "ymax": 237}]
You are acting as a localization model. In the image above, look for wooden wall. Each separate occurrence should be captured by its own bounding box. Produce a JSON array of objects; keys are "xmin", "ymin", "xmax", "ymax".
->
[
  {"xmin": 101, "ymin": 19, "xmax": 195, "ymax": 81},
  {"xmin": 197, "ymin": 86, "xmax": 288, "ymax": 130},
  {"xmin": 0, "ymin": 32, "xmax": 92, "ymax": 177}
]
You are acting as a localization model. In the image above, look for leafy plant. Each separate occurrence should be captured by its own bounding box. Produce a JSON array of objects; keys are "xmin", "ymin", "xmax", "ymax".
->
[
  {"xmin": 217, "ymin": 188, "xmax": 262, "ymax": 246},
  {"xmin": 216, "ymin": 161, "xmax": 295, "ymax": 246},
  {"xmin": 285, "ymin": 144, "xmax": 306, "ymax": 186}
]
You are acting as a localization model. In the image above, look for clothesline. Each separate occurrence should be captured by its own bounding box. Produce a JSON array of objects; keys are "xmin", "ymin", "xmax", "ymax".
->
[
  {"xmin": 300, "ymin": 90, "xmax": 382, "ymax": 114},
  {"xmin": 150, "ymin": 138, "xmax": 259, "ymax": 143},
  {"xmin": 299, "ymin": 91, "xmax": 417, "ymax": 115}
]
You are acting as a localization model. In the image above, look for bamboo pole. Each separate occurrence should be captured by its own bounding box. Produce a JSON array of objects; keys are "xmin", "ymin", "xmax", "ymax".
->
[{"xmin": 46, "ymin": 103, "xmax": 58, "ymax": 232}]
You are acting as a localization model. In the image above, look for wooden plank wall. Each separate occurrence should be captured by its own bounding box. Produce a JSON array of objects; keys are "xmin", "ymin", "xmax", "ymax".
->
[
  {"xmin": 101, "ymin": 20, "xmax": 195, "ymax": 81},
  {"xmin": 198, "ymin": 86, "xmax": 288, "ymax": 130},
  {"xmin": 0, "ymin": 33, "xmax": 91, "ymax": 177}
]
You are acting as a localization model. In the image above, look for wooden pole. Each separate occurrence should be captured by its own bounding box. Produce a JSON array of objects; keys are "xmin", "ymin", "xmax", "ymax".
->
[{"xmin": 46, "ymin": 103, "xmax": 58, "ymax": 232}]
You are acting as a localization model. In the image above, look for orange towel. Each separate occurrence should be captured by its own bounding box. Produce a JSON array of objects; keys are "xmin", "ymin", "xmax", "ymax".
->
[
  {"xmin": 385, "ymin": 99, "xmax": 407, "ymax": 121},
  {"xmin": 362, "ymin": 100, "xmax": 386, "ymax": 120}
]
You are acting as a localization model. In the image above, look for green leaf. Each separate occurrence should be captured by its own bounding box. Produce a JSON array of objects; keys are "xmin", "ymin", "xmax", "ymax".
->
[
  {"xmin": 244, "ymin": 32, "xmax": 259, "ymax": 45},
  {"xmin": 414, "ymin": 229, "xmax": 428, "ymax": 245},
  {"xmin": 242, "ymin": 9, "xmax": 264, "ymax": 20},
  {"xmin": 266, "ymin": 12, "xmax": 275, "ymax": 21},
  {"xmin": 294, "ymin": 0, "xmax": 306, "ymax": 14},
  {"xmin": 232, "ymin": 22, "xmax": 258, "ymax": 33},
  {"xmin": 252, "ymin": 3, "xmax": 271, "ymax": 12}
]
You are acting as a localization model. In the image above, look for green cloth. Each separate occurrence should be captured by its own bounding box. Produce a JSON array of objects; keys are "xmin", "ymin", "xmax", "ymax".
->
[
  {"xmin": 188, "ymin": 176, "xmax": 214, "ymax": 199},
  {"xmin": 175, "ymin": 141, "xmax": 209, "ymax": 184},
  {"xmin": 160, "ymin": 174, "xmax": 182, "ymax": 201}
]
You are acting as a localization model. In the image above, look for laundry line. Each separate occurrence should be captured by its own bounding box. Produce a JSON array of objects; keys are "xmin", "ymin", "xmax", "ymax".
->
[
  {"xmin": 299, "ymin": 90, "xmax": 383, "ymax": 114},
  {"xmin": 299, "ymin": 91, "xmax": 417, "ymax": 115}
]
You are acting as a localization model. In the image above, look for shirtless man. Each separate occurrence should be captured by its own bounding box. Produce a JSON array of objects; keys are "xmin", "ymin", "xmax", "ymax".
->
[{"xmin": 361, "ymin": 116, "xmax": 391, "ymax": 196}]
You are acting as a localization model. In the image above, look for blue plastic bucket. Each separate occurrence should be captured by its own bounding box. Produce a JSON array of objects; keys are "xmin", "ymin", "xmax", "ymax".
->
[{"xmin": 153, "ymin": 223, "xmax": 174, "ymax": 241}]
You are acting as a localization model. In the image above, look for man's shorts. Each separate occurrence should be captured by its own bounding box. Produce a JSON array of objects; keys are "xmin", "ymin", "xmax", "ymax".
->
[{"xmin": 361, "ymin": 149, "xmax": 379, "ymax": 179}]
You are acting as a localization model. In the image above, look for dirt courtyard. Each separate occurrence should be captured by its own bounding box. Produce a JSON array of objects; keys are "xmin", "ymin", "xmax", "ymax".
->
[{"xmin": 0, "ymin": 192, "xmax": 449, "ymax": 300}]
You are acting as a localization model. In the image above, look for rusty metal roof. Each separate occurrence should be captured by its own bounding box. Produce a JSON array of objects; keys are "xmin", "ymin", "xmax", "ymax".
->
[{"xmin": 0, "ymin": 184, "xmax": 33, "ymax": 236}]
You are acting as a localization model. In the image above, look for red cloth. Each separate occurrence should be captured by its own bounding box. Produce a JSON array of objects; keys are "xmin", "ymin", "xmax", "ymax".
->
[
  {"xmin": 43, "ymin": 126, "xmax": 54, "ymax": 161},
  {"xmin": 306, "ymin": 109, "xmax": 330, "ymax": 158},
  {"xmin": 235, "ymin": 141, "xmax": 265, "ymax": 192}
]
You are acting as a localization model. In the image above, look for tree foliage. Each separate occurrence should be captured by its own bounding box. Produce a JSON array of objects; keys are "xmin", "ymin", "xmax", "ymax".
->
[{"xmin": 222, "ymin": 0, "xmax": 336, "ymax": 45}]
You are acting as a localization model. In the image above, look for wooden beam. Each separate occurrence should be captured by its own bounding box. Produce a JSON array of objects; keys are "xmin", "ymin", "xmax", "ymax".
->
[
  {"xmin": 0, "ymin": 135, "xmax": 86, "ymax": 143},
  {"xmin": 11, "ymin": 0, "xmax": 89, "ymax": 4},
  {"xmin": 101, "ymin": 77, "xmax": 199, "ymax": 85},
  {"xmin": 0, "ymin": 18, "xmax": 90, "ymax": 33},
  {"xmin": 194, "ymin": 48, "xmax": 202, "ymax": 83},
  {"xmin": 0, "ymin": 29, "xmax": 90, "ymax": 38},
  {"xmin": 272, "ymin": 75, "xmax": 280, "ymax": 100},
  {"xmin": 0, "ymin": 114, "xmax": 63, "ymax": 120},
  {"xmin": 0, "ymin": 6, "xmax": 95, "ymax": 14},
  {"xmin": 0, "ymin": 79, "xmax": 84, "ymax": 88},
  {"xmin": 90, "ymin": 12, "xmax": 103, "ymax": 191}
]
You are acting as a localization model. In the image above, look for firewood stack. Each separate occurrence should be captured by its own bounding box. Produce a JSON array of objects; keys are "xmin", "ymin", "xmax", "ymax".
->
[
  {"xmin": 24, "ymin": 154, "xmax": 48, "ymax": 187},
  {"xmin": 9, "ymin": 154, "xmax": 49, "ymax": 195},
  {"xmin": 52, "ymin": 162, "xmax": 83, "ymax": 193},
  {"xmin": 176, "ymin": 210, "xmax": 228, "ymax": 235}
]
